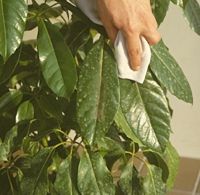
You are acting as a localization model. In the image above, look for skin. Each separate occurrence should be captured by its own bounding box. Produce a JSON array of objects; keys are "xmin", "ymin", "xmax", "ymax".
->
[{"xmin": 97, "ymin": 0, "xmax": 161, "ymax": 70}]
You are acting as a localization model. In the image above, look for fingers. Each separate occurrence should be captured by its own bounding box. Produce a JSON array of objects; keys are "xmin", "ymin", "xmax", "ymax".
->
[
  {"xmin": 123, "ymin": 30, "xmax": 142, "ymax": 71},
  {"xmin": 142, "ymin": 15, "xmax": 161, "ymax": 45},
  {"xmin": 123, "ymin": 28, "xmax": 160, "ymax": 71},
  {"xmin": 96, "ymin": 0, "xmax": 118, "ymax": 43},
  {"xmin": 101, "ymin": 20, "xmax": 118, "ymax": 43},
  {"xmin": 143, "ymin": 29, "xmax": 161, "ymax": 45}
]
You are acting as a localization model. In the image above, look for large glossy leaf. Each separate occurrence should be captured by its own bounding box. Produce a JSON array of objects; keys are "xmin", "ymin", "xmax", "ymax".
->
[
  {"xmin": 54, "ymin": 155, "xmax": 79, "ymax": 195},
  {"xmin": 21, "ymin": 148, "xmax": 53, "ymax": 195},
  {"xmin": 119, "ymin": 161, "xmax": 143, "ymax": 195},
  {"xmin": 151, "ymin": 40, "xmax": 193, "ymax": 103},
  {"xmin": 151, "ymin": 0, "xmax": 170, "ymax": 25},
  {"xmin": 77, "ymin": 39, "xmax": 120, "ymax": 145},
  {"xmin": 78, "ymin": 150, "xmax": 115, "ymax": 195},
  {"xmin": 165, "ymin": 143, "xmax": 179, "ymax": 190},
  {"xmin": 16, "ymin": 100, "xmax": 34, "ymax": 123},
  {"xmin": 0, "ymin": 90, "xmax": 23, "ymax": 113},
  {"xmin": 0, "ymin": 0, "xmax": 27, "ymax": 61},
  {"xmin": 37, "ymin": 20, "xmax": 77, "ymax": 99},
  {"xmin": 120, "ymin": 72, "xmax": 171, "ymax": 151},
  {"xmin": 114, "ymin": 108, "xmax": 143, "ymax": 145},
  {"xmin": 184, "ymin": 0, "xmax": 200, "ymax": 35},
  {"xmin": 143, "ymin": 166, "xmax": 166, "ymax": 195}
]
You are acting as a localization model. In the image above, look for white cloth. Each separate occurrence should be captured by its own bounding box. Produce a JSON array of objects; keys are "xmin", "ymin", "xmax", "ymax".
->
[{"xmin": 75, "ymin": 0, "xmax": 151, "ymax": 83}]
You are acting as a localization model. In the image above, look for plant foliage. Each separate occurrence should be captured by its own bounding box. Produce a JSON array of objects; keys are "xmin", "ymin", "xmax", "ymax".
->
[{"xmin": 0, "ymin": 0, "xmax": 199, "ymax": 194}]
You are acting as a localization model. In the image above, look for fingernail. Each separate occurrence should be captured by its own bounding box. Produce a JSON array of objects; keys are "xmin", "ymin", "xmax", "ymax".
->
[{"xmin": 133, "ymin": 66, "xmax": 140, "ymax": 71}]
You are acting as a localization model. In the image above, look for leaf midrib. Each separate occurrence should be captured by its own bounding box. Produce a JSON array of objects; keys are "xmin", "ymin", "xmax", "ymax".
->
[
  {"xmin": 115, "ymin": 108, "xmax": 142, "ymax": 145},
  {"xmin": 32, "ymin": 149, "xmax": 53, "ymax": 195},
  {"xmin": 93, "ymin": 42, "xmax": 104, "ymax": 142},
  {"xmin": 40, "ymin": 20, "xmax": 67, "ymax": 95},
  {"xmin": 148, "ymin": 167, "xmax": 157, "ymax": 194},
  {"xmin": 0, "ymin": 0, "xmax": 7, "ymax": 59},
  {"xmin": 86, "ymin": 152, "xmax": 103, "ymax": 195},
  {"xmin": 135, "ymin": 84, "xmax": 161, "ymax": 149}
]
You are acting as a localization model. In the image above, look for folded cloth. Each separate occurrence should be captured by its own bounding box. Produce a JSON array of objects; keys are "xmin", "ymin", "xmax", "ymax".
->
[{"xmin": 75, "ymin": 0, "xmax": 151, "ymax": 83}]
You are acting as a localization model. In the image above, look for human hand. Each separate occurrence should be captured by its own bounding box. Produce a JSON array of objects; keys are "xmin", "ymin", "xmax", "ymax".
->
[{"xmin": 96, "ymin": 0, "xmax": 161, "ymax": 70}]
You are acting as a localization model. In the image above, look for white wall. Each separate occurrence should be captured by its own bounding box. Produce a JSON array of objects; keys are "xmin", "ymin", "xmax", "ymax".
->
[{"xmin": 159, "ymin": 3, "xmax": 200, "ymax": 159}]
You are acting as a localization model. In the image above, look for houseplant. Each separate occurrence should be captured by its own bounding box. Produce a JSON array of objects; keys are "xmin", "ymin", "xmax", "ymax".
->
[{"xmin": 0, "ymin": 0, "xmax": 199, "ymax": 194}]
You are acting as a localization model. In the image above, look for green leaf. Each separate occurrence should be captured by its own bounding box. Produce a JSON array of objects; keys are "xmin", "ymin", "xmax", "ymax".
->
[
  {"xmin": 119, "ymin": 161, "xmax": 143, "ymax": 195},
  {"xmin": 0, "ymin": 0, "xmax": 27, "ymax": 61},
  {"xmin": 120, "ymin": 72, "xmax": 171, "ymax": 151},
  {"xmin": 97, "ymin": 137, "xmax": 125, "ymax": 157},
  {"xmin": 9, "ymin": 71, "xmax": 34, "ymax": 89},
  {"xmin": 3, "ymin": 122, "xmax": 31, "ymax": 159},
  {"xmin": 143, "ymin": 166, "xmax": 166, "ymax": 195},
  {"xmin": 54, "ymin": 155, "xmax": 79, "ymax": 195},
  {"xmin": 0, "ymin": 90, "xmax": 23, "ymax": 113},
  {"xmin": 0, "ymin": 169, "xmax": 11, "ymax": 194},
  {"xmin": 114, "ymin": 108, "xmax": 143, "ymax": 145},
  {"xmin": 36, "ymin": 94, "xmax": 63, "ymax": 122},
  {"xmin": 63, "ymin": 21, "xmax": 90, "ymax": 54},
  {"xmin": 21, "ymin": 148, "xmax": 53, "ymax": 195},
  {"xmin": 151, "ymin": 0, "xmax": 170, "ymax": 25},
  {"xmin": 37, "ymin": 20, "xmax": 77, "ymax": 99},
  {"xmin": 28, "ymin": 118, "xmax": 59, "ymax": 141},
  {"xmin": 4, "ymin": 125, "xmax": 18, "ymax": 153},
  {"xmin": 144, "ymin": 151, "xmax": 169, "ymax": 182},
  {"xmin": 170, "ymin": 0, "xmax": 189, "ymax": 7},
  {"xmin": 165, "ymin": 143, "xmax": 180, "ymax": 190},
  {"xmin": 0, "ymin": 125, "xmax": 22, "ymax": 162},
  {"xmin": 16, "ymin": 100, "xmax": 34, "ymax": 123},
  {"xmin": 26, "ymin": 3, "xmax": 63, "ymax": 31},
  {"xmin": 38, "ymin": 4, "xmax": 63, "ymax": 18},
  {"xmin": 23, "ymin": 137, "xmax": 40, "ymax": 156},
  {"xmin": 0, "ymin": 46, "xmax": 21, "ymax": 84},
  {"xmin": 184, "ymin": 0, "xmax": 200, "ymax": 35},
  {"xmin": 0, "ymin": 139, "xmax": 9, "ymax": 161},
  {"xmin": 78, "ymin": 150, "xmax": 115, "ymax": 195},
  {"xmin": 151, "ymin": 40, "xmax": 193, "ymax": 103},
  {"xmin": 77, "ymin": 39, "xmax": 120, "ymax": 145}
]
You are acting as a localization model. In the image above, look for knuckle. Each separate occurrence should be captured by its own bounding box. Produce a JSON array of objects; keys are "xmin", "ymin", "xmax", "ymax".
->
[
  {"xmin": 129, "ymin": 46, "xmax": 141, "ymax": 56},
  {"xmin": 121, "ymin": 17, "xmax": 139, "ymax": 35},
  {"xmin": 151, "ymin": 17, "xmax": 159, "ymax": 29},
  {"xmin": 126, "ymin": 21, "xmax": 137, "ymax": 35},
  {"xmin": 149, "ymin": 33, "xmax": 161, "ymax": 45}
]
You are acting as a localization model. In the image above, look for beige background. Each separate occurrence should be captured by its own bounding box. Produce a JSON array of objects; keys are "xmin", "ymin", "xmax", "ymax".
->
[{"xmin": 160, "ymin": 3, "xmax": 200, "ymax": 159}]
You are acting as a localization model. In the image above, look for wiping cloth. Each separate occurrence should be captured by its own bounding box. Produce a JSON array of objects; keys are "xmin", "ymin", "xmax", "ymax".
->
[{"xmin": 75, "ymin": 0, "xmax": 151, "ymax": 83}]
